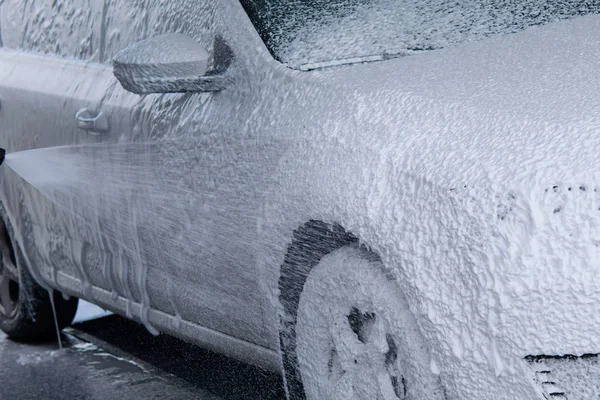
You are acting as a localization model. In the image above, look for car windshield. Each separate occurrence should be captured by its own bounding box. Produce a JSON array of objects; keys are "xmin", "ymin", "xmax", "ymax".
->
[{"xmin": 240, "ymin": 0, "xmax": 600, "ymax": 70}]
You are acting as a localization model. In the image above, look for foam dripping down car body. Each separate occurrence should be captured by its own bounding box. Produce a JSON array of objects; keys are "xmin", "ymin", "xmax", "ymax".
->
[{"xmin": 0, "ymin": 1, "xmax": 599, "ymax": 399}]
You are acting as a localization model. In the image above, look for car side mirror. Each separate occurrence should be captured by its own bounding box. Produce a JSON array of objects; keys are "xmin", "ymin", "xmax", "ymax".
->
[{"xmin": 113, "ymin": 34, "xmax": 233, "ymax": 95}]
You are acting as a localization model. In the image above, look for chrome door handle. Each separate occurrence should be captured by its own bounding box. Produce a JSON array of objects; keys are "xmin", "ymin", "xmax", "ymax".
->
[{"xmin": 75, "ymin": 108, "xmax": 109, "ymax": 135}]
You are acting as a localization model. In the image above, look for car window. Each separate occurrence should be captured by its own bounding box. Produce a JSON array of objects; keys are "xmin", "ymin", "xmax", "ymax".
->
[
  {"xmin": 240, "ymin": 0, "xmax": 600, "ymax": 69},
  {"xmin": 98, "ymin": 1, "xmax": 215, "ymax": 64},
  {"xmin": 0, "ymin": 0, "xmax": 103, "ymax": 61},
  {"xmin": 0, "ymin": 0, "xmax": 215, "ymax": 64}
]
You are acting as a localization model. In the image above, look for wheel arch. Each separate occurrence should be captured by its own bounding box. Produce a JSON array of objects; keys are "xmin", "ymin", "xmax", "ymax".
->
[
  {"xmin": 277, "ymin": 219, "xmax": 360, "ymax": 400},
  {"xmin": 276, "ymin": 217, "xmax": 451, "ymax": 400},
  {"xmin": 0, "ymin": 200, "xmax": 46, "ymax": 291}
]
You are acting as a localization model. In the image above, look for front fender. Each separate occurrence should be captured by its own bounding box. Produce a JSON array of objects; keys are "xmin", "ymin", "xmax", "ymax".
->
[{"xmin": 256, "ymin": 136, "xmax": 537, "ymax": 398}]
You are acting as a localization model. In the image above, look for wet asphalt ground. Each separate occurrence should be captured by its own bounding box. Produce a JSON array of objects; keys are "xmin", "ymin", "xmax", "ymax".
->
[{"xmin": 0, "ymin": 306, "xmax": 285, "ymax": 400}]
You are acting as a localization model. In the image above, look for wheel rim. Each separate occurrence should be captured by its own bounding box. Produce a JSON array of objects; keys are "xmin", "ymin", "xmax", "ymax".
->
[
  {"xmin": 303, "ymin": 302, "xmax": 407, "ymax": 400},
  {"xmin": 325, "ymin": 306, "xmax": 407, "ymax": 400},
  {"xmin": 295, "ymin": 246, "xmax": 441, "ymax": 400},
  {"xmin": 0, "ymin": 221, "xmax": 19, "ymax": 318}
]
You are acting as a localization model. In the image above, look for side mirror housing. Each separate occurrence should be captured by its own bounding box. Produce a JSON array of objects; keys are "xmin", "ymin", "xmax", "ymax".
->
[{"xmin": 113, "ymin": 34, "xmax": 233, "ymax": 94}]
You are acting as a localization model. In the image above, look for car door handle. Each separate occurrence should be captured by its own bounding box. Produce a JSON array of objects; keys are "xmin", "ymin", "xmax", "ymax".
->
[{"xmin": 75, "ymin": 108, "xmax": 109, "ymax": 135}]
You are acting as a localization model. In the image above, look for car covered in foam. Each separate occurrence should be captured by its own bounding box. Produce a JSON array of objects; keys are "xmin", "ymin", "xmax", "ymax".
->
[{"xmin": 0, "ymin": 1, "xmax": 599, "ymax": 399}]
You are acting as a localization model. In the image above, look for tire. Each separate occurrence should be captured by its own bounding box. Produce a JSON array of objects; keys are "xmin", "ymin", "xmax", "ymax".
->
[
  {"xmin": 0, "ymin": 217, "xmax": 79, "ymax": 341},
  {"xmin": 280, "ymin": 244, "xmax": 445, "ymax": 400}
]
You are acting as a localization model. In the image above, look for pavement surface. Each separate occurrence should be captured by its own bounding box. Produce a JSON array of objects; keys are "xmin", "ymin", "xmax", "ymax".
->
[{"xmin": 0, "ymin": 304, "xmax": 285, "ymax": 400}]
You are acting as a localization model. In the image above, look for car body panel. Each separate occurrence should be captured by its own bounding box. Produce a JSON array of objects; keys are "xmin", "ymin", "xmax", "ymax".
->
[
  {"xmin": 0, "ymin": 1, "xmax": 599, "ymax": 399},
  {"xmin": 0, "ymin": 1, "xmax": 276, "ymax": 349}
]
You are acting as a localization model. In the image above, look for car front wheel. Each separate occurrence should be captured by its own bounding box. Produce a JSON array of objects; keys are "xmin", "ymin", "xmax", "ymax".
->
[{"xmin": 287, "ymin": 245, "xmax": 444, "ymax": 400}]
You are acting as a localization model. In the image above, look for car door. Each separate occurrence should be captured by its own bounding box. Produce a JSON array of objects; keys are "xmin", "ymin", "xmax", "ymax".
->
[
  {"xmin": 1, "ymin": 0, "xmax": 275, "ymax": 349},
  {"xmin": 0, "ymin": 0, "xmax": 120, "ymax": 292},
  {"xmin": 81, "ymin": 1, "xmax": 276, "ymax": 348}
]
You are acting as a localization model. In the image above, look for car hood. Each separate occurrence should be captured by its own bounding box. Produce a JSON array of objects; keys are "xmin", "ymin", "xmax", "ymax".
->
[{"xmin": 307, "ymin": 14, "xmax": 600, "ymax": 191}]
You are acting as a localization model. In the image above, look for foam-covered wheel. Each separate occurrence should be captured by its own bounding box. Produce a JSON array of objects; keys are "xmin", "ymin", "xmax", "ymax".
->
[
  {"xmin": 282, "ymin": 244, "xmax": 444, "ymax": 400},
  {"xmin": 0, "ymin": 218, "xmax": 78, "ymax": 340}
]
